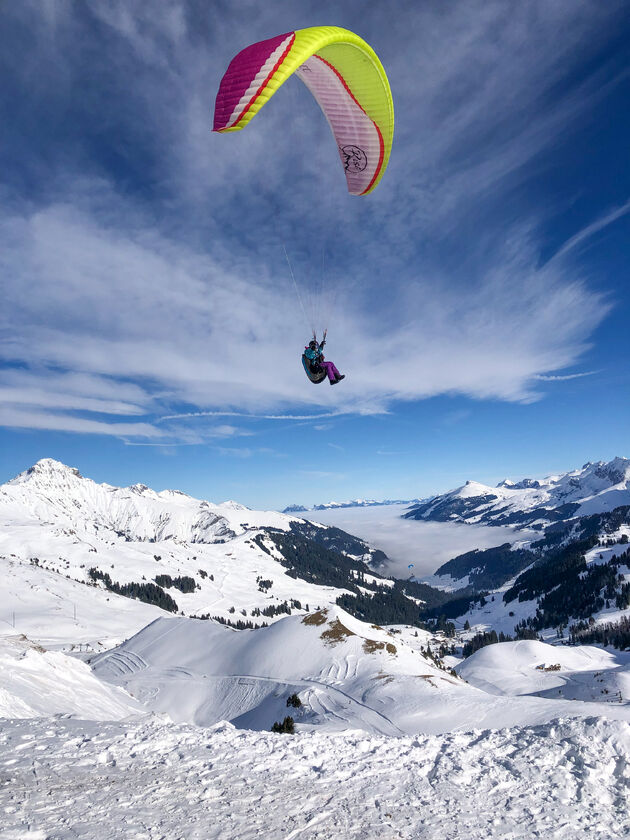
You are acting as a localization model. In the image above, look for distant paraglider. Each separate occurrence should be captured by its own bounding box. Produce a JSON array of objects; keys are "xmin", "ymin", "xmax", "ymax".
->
[{"xmin": 213, "ymin": 26, "xmax": 394, "ymax": 195}]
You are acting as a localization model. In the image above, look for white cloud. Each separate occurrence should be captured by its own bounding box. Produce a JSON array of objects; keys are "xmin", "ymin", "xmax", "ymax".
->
[
  {"xmin": 158, "ymin": 411, "xmax": 347, "ymax": 422},
  {"xmin": 0, "ymin": 191, "xmax": 612, "ymax": 437},
  {"xmin": 216, "ymin": 446, "xmax": 281, "ymax": 458},
  {"xmin": 0, "ymin": 407, "xmax": 162, "ymax": 438}
]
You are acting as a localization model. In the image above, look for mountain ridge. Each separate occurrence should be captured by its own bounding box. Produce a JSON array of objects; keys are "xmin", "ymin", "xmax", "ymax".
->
[
  {"xmin": 283, "ymin": 497, "xmax": 424, "ymax": 513},
  {"xmin": 405, "ymin": 457, "xmax": 630, "ymax": 529}
]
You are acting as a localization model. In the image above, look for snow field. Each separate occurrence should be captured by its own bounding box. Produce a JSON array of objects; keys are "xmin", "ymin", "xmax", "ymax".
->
[{"xmin": 2, "ymin": 715, "xmax": 630, "ymax": 839}]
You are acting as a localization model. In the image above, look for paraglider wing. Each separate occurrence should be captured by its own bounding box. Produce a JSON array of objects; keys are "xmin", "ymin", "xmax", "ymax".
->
[{"xmin": 213, "ymin": 26, "xmax": 394, "ymax": 195}]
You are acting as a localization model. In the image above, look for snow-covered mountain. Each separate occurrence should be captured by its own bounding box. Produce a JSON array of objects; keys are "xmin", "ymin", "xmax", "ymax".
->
[
  {"xmin": 406, "ymin": 457, "xmax": 630, "ymax": 528},
  {"xmin": 456, "ymin": 638, "xmax": 630, "ymax": 703},
  {"xmin": 283, "ymin": 497, "xmax": 424, "ymax": 513},
  {"xmin": 0, "ymin": 460, "xmax": 342, "ymax": 647},
  {"xmin": 0, "ymin": 459, "xmax": 434, "ymax": 652},
  {"xmin": 3, "ymin": 458, "xmax": 286, "ymax": 543},
  {"xmin": 94, "ymin": 606, "xmax": 440, "ymax": 735}
]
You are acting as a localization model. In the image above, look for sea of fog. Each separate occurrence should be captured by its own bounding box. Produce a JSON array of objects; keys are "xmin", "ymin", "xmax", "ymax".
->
[{"xmin": 305, "ymin": 504, "xmax": 533, "ymax": 580}]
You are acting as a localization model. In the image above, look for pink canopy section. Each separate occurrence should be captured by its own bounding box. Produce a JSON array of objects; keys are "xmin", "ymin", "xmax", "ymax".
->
[
  {"xmin": 294, "ymin": 55, "xmax": 383, "ymax": 196},
  {"xmin": 213, "ymin": 32, "xmax": 296, "ymax": 132}
]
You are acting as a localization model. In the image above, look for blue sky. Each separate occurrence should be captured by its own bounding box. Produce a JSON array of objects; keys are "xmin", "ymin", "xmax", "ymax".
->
[{"xmin": 0, "ymin": 0, "xmax": 629, "ymax": 508}]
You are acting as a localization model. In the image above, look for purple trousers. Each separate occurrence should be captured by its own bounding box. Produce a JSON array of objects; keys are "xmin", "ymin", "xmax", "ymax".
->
[{"xmin": 321, "ymin": 360, "xmax": 340, "ymax": 382}]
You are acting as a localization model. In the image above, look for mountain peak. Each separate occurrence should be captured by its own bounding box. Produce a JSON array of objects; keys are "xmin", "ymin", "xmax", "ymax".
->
[
  {"xmin": 217, "ymin": 500, "xmax": 249, "ymax": 511},
  {"xmin": 456, "ymin": 480, "xmax": 494, "ymax": 498},
  {"xmin": 591, "ymin": 456, "xmax": 630, "ymax": 486},
  {"xmin": 12, "ymin": 458, "xmax": 83, "ymax": 484}
]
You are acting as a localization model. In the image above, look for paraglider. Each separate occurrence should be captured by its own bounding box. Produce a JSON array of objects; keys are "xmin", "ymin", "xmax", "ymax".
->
[
  {"xmin": 213, "ymin": 26, "xmax": 394, "ymax": 195},
  {"xmin": 302, "ymin": 332, "xmax": 345, "ymax": 385},
  {"xmin": 407, "ymin": 564, "xmax": 414, "ymax": 570}
]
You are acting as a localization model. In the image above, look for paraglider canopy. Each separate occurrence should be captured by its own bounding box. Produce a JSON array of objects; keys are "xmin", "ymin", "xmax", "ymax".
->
[{"xmin": 213, "ymin": 26, "xmax": 394, "ymax": 195}]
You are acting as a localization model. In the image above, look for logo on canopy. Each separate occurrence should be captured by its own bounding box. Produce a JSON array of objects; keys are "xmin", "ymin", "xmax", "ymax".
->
[{"xmin": 340, "ymin": 145, "xmax": 368, "ymax": 173}]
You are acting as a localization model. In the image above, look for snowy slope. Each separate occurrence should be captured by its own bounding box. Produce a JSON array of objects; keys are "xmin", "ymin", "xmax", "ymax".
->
[
  {"xmin": 448, "ymin": 523, "xmax": 630, "ymax": 637},
  {"xmin": 3, "ymin": 714, "xmax": 630, "ymax": 839},
  {"xmin": 93, "ymin": 605, "xmax": 450, "ymax": 735},
  {"xmin": 406, "ymin": 456, "xmax": 630, "ymax": 527},
  {"xmin": 0, "ymin": 635, "xmax": 141, "ymax": 720},
  {"xmin": 0, "ymin": 554, "xmax": 168, "ymax": 651},
  {"xmin": 457, "ymin": 639, "xmax": 630, "ymax": 703},
  {"xmin": 93, "ymin": 606, "xmax": 630, "ymax": 735}
]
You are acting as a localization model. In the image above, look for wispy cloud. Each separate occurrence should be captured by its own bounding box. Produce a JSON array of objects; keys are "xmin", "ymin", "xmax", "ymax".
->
[
  {"xmin": 0, "ymin": 407, "xmax": 162, "ymax": 438},
  {"xmin": 551, "ymin": 200, "xmax": 630, "ymax": 262},
  {"xmin": 441, "ymin": 410, "xmax": 472, "ymax": 428},
  {"xmin": 0, "ymin": 193, "xmax": 611, "ymax": 439},
  {"xmin": 533, "ymin": 371, "xmax": 600, "ymax": 381},
  {"xmin": 158, "ymin": 411, "xmax": 348, "ymax": 422},
  {"xmin": 216, "ymin": 445, "xmax": 282, "ymax": 458}
]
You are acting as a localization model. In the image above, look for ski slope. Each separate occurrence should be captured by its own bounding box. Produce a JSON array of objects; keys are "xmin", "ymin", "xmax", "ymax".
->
[{"xmin": 0, "ymin": 555, "xmax": 166, "ymax": 651}]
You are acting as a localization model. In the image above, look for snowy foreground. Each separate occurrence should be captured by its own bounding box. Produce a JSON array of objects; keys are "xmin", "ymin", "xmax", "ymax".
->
[
  {"xmin": 3, "ymin": 458, "xmax": 630, "ymax": 836},
  {"xmin": 2, "ymin": 715, "xmax": 630, "ymax": 839}
]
